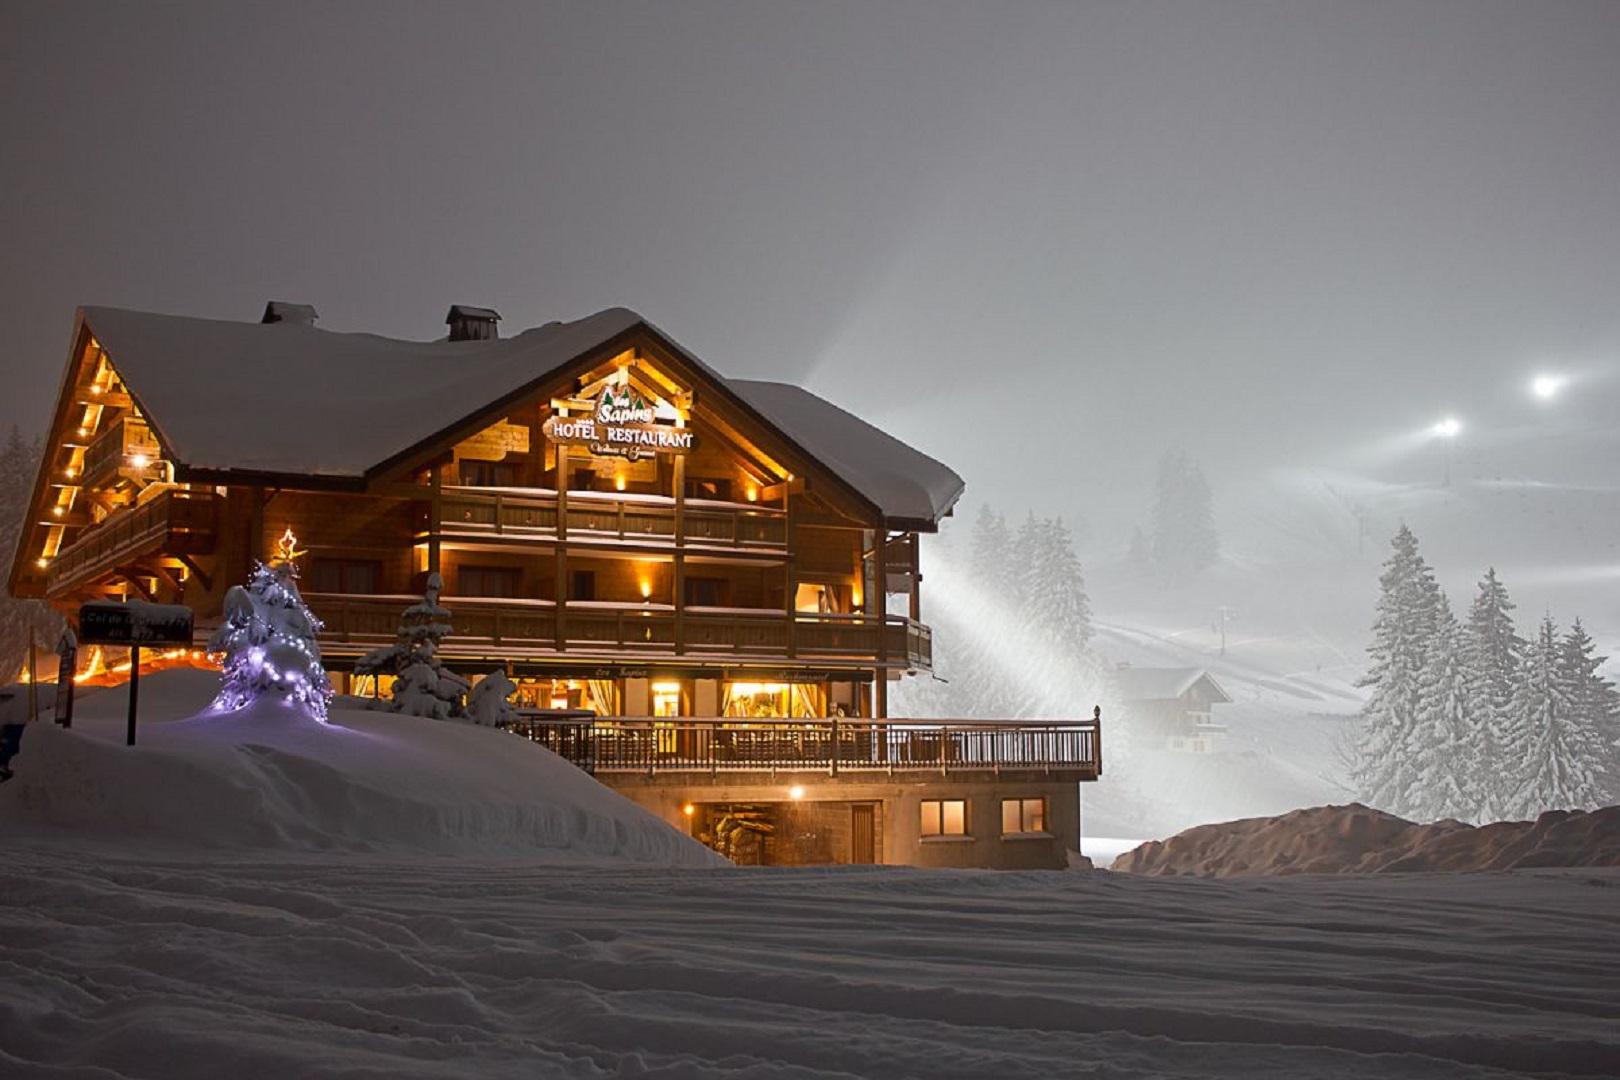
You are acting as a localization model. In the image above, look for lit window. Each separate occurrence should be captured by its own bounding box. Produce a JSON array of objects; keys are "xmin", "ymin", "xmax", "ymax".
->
[
  {"xmin": 920, "ymin": 799, "xmax": 967, "ymax": 837},
  {"xmin": 1001, "ymin": 797, "xmax": 1047, "ymax": 835}
]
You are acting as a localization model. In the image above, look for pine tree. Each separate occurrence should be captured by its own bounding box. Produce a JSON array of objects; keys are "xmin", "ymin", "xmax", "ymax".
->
[
  {"xmin": 1461, "ymin": 568, "xmax": 1524, "ymax": 820},
  {"xmin": 356, "ymin": 572, "xmax": 469, "ymax": 718},
  {"xmin": 1559, "ymin": 621, "xmax": 1620, "ymax": 804},
  {"xmin": 1026, "ymin": 517, "xmax": 1093, "ymax": 652},
  {"xmin": 1502, "ymin": 615, "xmax": 1606, "ymax": 817},
  {"xmin": 1150, "ymin": 449, "xmax": 1218, "ymax": 577},
  {"xmin": 1353, "ymin": 525, "xmax": 1440, "ymax": 814},
  {"xmin": 0, "ymin": 426, "xmax": 65, "ymax": 684},
  {"xmin": 208, "ymin": 560, "xmax": 333, "ymax": 720},
  {"xmin": 1404, "ymin": 593, "xmax": 1472, "ymax": 821}
]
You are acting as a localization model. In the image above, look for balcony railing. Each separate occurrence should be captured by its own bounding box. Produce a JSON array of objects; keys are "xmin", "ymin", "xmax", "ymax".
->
[
  {"xmin": 429, "ymin": 486, "xmax": 788, "ymax": 550},
  {"xmin": 309, "ymin": 592, "xmax": 931, "ymax": 670},
  {"xmin": 47, "ymin": 488, "xmax": 218, "ymax": 597},
  {"xmin": 80, "ymin": 416, "xmax": 163, "ymax": 491},
  {"xmin": 505, "ymin": 716, "xmax": 1102, "ymax": 777}
]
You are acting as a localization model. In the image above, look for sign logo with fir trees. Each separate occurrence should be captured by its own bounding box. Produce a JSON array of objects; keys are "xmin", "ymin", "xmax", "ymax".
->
[{"xmin": 544, "ymin": 382, "xmax": 695, "ymax": 461}]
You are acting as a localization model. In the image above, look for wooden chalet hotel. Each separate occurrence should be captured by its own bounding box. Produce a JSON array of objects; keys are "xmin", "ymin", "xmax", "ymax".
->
[{"xmin": 11, "ymin": 301, "xmax": 1101, "ymax": 868}]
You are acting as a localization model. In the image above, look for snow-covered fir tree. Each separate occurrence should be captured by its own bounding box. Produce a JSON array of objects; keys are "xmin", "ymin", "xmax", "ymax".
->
[
  {"xmin": 1024, "ymin": 516, "xmax": 1092, "ymax": 651},
  {"xmin": 1558, "ymin": 620, "xmax": 1620, "ymax": 804},
  {"xmin": 467, "ymin": 669, "xmax": 520, "ymax": 727},
  {"xmin": 208, "ymin": 560, "xmax": 333, "ymax": 720},
  {"xmin": 0, "ymin": 426, "xmax": 63, "ymax": 682},
  {"xmin": 1403, "ymin": 593, "xmax": 1473, "ymax": 822},
  {"xmin": 1501, "ymin": 615, "xmax": 1607, "ymax": 817},
  {"xmin": 1461, "ymin": 568, "xmax": 1522, "ymax": 820},
  {"xmin": 1353, "ymin": 525, "xmax": 1440, "ymax": 815},
  {"xmin": 1149, "ymin": 449, "xmax": 1218, "ymax": 577},
  {"xmin": 356, "ymin": 573, "xmax": 470, "ymax": 719}
]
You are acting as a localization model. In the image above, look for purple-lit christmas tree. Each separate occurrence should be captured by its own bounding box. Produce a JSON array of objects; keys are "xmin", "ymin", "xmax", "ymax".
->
[{"xmin": 208, "ymin": 529, "xmax": 333, "ymax": 720}]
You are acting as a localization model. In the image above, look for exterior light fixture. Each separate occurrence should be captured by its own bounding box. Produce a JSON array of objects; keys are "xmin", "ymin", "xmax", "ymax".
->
[
  {"xmin": 76, "ymin": 427, "xmax": 90, "ymax": 437},
  {"xmin": 746, "ymin": 486, "xmax": 758, "ymax": 502},
  {"xmin": 130, "ymin": 453, "xmax": 150, "ymax": 469},
  {"xmin": 35, "ymin": 556, "xmax": 48, "ymax": 568},
  {"xmin": 615, "ymin": 475, "xmax": 627, "ymax": 492},
  {"xmin": 640, "ymin": 580, "xmax": 652, "ymax": 599},
  {"xmin": 51, "ymin": 507, "xmax": 63, "ymax": 518},
  {"xmin": 788, "ymin": 785, "xmax": 805, "ymax": 801},
  {"xmin": 681, "ymin": 802, "xmax": 695, "ymax": 817}
]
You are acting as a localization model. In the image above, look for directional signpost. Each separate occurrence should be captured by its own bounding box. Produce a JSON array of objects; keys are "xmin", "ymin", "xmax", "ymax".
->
[{"xmin": 77, "ymin": 601, "xmax": 194, "ymax": 746}]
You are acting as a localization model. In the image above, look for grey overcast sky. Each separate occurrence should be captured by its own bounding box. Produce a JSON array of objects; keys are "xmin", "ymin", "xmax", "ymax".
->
[{"xmin": 3, "ymin": 0, "xmax": 1618, "ymax": 535}]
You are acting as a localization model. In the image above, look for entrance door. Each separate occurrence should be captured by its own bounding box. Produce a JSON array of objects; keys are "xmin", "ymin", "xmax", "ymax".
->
[{"xmin": 850, "ymin": 804, "xmax": 876, "ymax": 864}]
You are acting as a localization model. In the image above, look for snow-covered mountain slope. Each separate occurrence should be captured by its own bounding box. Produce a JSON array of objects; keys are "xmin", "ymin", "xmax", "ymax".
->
[
  {"xmin": 1, "ymin": 845, "xmax": 1614, "ymax": 1078},
  {"xmin": 0, "ymin": 670, "xmax": 723, "ymax": 867}
]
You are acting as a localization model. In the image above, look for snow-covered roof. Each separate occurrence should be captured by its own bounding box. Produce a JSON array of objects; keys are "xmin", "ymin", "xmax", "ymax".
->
[
  {"xmin": 78, "ymin": 305, "xmax": 962, "ymax": 526},
  {"xmin": 726, "ymin": 380, "xmax": 964, "ymax": 527},
  {"xmin": 1111, "ymin": 666, "xmax": 1232, "ymax": 703}
]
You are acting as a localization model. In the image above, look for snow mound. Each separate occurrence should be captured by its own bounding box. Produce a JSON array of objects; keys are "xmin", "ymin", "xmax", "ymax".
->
[
  {"xmin": 0, "ymin": 671, "xmax": 723, "ymax": 867},
  {"xmin": 1113, "ymin": 802, "xmax": 1620, "ymax": 877}
]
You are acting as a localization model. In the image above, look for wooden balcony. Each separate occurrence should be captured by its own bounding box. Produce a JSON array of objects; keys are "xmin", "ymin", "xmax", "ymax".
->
[
  {"xmin": 428, "ymin": 486, "xmax": 787, "ymax": 552},
  {"xmin": 80, "ymin": 416, "xmax": 164, "ymax": 491},
  {"xmin": 309, "ymin": 592, "xmax": 932, "ymax": 670},
  {"xmin": 46, "ymin": 488, "xmax": 218, "ymax": 597},
  {"xmin": 507, "ymin": 716, "xmax": 1102, "ymax": 779}
]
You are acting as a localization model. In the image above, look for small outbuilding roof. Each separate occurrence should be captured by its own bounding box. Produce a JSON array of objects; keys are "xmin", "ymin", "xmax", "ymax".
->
[
  {"xmin": 1112, "ymin": 666, "xmax": 1233, "ymax": 704},
  {"xmin": 76, "ymin": 305, "xmax": 962, "ymax": 527}
]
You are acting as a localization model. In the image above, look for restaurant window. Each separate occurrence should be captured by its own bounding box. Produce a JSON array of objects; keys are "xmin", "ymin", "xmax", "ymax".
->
[
  {"xmin": 920, "ymin": 799, "xmax": 967, "ymax": 838},
  {"xmin": 684, "ymin": 477, "xmax": 732, "ymax": 501},
  {"xmin": 459, "ymin": 459, "xmax": 520, "ymax": 487},
  {"xmin": 1001, "ymin": 797, "xmax": 1047, "ymax": 835},
  {"xmin": 570, "ymin": 569, "xmax": 596, "ymax": 601},
  {"xmin": 458, "ymin": 565, "xmax": 521, "ymax": 598},
  {"xmin": 684, "ymin": 576, "xmax": 729, "ymax": 607},
  {"xmin": 308, "ymin": 558, "xmax": 380, "ymax": 595}
]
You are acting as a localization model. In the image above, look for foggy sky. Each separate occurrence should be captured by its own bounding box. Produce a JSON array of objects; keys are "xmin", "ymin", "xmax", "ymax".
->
[{"xmin": 3, "ymin": 0, "xmax": 1619, "ymax": 541}]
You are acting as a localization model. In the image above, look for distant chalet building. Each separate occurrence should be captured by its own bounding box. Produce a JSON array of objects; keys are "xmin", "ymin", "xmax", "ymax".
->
[
  {"xmin": 1113, "ymin": 666, "xmax": 1232, "ymax": 753},
  {"xmin": 13, "ymin": 302, "xmax": 1101, "ymax": 868}
]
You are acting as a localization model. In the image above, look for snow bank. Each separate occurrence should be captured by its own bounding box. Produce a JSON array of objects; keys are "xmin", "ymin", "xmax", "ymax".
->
[
  {"xmin": 0, "ymin": 670, "xmax": 723, "ymax": 867},
  {"xmin": 1113, "ymin": 802, "xmax": 1620, "ymax": 876}
]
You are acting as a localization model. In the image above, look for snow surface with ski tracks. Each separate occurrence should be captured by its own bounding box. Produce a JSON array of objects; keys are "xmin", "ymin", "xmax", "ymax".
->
[{"xmin": 1, "ymin": 672, "xmax": 1616, "ymax": 1078}]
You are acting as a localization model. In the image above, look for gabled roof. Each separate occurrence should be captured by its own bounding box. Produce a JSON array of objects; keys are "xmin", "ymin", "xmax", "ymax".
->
[
  {"xmin": 74, "ymin": 305, "xmax": 962, "ymax": 527},
  {"xmin": 1112, "ymin": 666, "xmax": 1232, "ymax": 704}
]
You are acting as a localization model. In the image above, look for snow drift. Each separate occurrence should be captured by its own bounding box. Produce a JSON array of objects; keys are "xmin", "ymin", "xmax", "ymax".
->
[
  {"xmin": 0, "ymin": 669, "xmax": 723, "ymax": 867},
  {"xmin": 1113, "ymin": 802, "xmax": 1620, "ymax": 876}
]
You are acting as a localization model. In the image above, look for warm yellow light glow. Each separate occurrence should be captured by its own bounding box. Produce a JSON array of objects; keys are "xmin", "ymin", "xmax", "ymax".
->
[
  {"xmin": 90, "ymin": 384, "xmax": 104, "ymax": 395},
  {"xmin": 681, "ymin": 803, "xmax": 695, "ymax": 817},
  {"xmin": 35, "ymin": 556, "xmax": 48, "ymax": 568},
  {"xmin": 788, "ymin": 785, "xmax": 805, "ymax": 801},
  {"xmin": 76, "ymin": 427, "xmax": 89, "ymax": 437},
  {"xmin": 273, "ymin": 527, "xmax": 307, "ymax": 565},
  {"xmin": 652, "ymin": 681, "xmax": 682, "ymax": 693},
  {"xmin": 729, "ymin": 682, "xmax": 788, "ymax": 696},
  {"xmin": 745, "ymin": 486, "xmax": 758, "ymax": 502},
  {"xmin": 64, "ymin": 467, "xmax": 76, "ymax": 479},
  {"xmin": 51, "ymin": 507, "xmax": 63, "ymax": 518},
  {"xmin": 615, "ymin": 474, "xmax": 627, "ymax": 492},
  {"xmin": 639, "ymin": 579, "xmax": 652, "ymax": 599},
  {"xmin": 129, "ymin": 453, "xmax": 150, "ymax": 469}
]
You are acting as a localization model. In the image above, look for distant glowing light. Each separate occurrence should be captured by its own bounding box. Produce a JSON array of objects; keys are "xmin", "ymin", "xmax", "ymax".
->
[
  {"xmin": 1531, "ymin": 374, "xmax": 1565, "ymax": 401},
  {"xmin": 788, "ymin": 785, "xmax": 805, "ymax": 800},
  {"xmin": 681, "ymin": 802, "xmax": 695, "ymax": 817},
  {"xmin": 1432, "ymin": 417, "xmax": 1462, "ymax": 438},
  {"xmin": 129, "ymin": 453, "xmax": 150, "ymax": 469}
]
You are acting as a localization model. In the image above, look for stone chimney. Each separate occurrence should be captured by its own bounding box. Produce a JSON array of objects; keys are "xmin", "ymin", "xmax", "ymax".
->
[
  {"xmin": 446, "ymin": 304, "xmax": 501, "ymax": 342},
  {"xmin": 261, "ymin": 301, "xmax": 318, "ymax": 326}
]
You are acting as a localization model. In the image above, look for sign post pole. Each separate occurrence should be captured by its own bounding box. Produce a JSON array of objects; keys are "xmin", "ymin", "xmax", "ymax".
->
[
  {"xmin": 126, "ymin": 645, "xmax": 140, "ymax": 747},
  {"xmin": 54, "ymin": 630, "xmax": 77, "ymax": 729}
]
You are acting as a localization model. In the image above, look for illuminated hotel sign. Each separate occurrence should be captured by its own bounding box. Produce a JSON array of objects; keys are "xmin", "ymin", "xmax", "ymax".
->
[{"xmin": 544, "ymin": 384, "xmax": 694, "ymax": 461}]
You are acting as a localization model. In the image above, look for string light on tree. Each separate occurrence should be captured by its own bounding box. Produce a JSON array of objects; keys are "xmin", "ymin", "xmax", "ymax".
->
[{"xmin": 207, "ymin": 527, "xmax": 332, "ymax": 720}]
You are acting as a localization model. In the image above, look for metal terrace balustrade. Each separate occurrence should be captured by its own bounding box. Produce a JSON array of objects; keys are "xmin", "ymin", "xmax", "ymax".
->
[
  {"xmin": 46, "ymin": 488, "xmax": 218, "ymax": 597},
  {"xmin": 504, "ymin": 716, "xmax": 1102, "ymax": 778},
  {"xmin": 310, "ymin": 593, "xmax": 932, "ymax": 670},
  {"xmin": 429, "ymin": 487, "xmax": 788, "ymax": 549}
]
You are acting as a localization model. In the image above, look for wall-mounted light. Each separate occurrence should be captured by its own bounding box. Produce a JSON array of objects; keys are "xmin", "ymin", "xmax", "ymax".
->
[
  {"xmin": 788, "ymin": 785, "xmax": 805, "ymax": 801},
  {"xmin": 615, "ymin": 474, "xmax": 627, "ymax": 492},
  {"xmin": 640, "ymin": 579, "xmax": 652, "ymax": 599},
  {"xmin": 51, "ymin": 506, "xmax": 63, "ymax": 518},
  {"xmin": 746, "ymin": 485, "xmax": 758, "ymax": 502},
  {"xmin": 681, "ymin": 802, "xmax": 695, "ymax": 817},
  {"xmin": 130, "ymin": 453, "xmax": 150, "ymax": 469}
]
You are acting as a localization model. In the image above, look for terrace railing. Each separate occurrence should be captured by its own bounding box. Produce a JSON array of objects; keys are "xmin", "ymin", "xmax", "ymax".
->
[
  {"xmin": 46, "ymin": 488, "xmax": 218, "ymax": 598},
  {"xmin": 430, "ymin": 486, "xmax": 788, "ymax": 550},
  {"xmin": 311, "ymin": 593, "xmax": 931, "ymax": 669},
  {"xmin": 503, "ymin": 714, "xmax": 1102, "ymax": 778}
]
